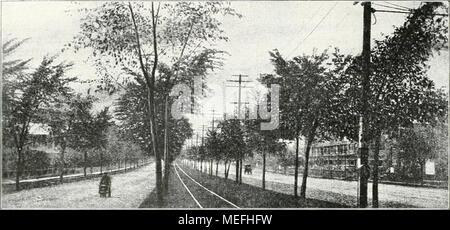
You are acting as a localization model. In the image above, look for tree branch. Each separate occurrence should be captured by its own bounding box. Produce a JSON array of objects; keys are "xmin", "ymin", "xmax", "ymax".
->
[{"xmin": 128, "ymin": 2, "xmax": 151, "ymax": 89}]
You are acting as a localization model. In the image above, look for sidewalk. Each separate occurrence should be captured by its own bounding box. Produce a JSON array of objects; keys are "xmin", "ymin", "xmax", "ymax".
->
[
  {"xmin": 2, "ymin": 161, "xmax": 152, "ymax": 193},
  {"xmin": 2, "ymin": 163, "xmax": 156, "ymax": 209}
]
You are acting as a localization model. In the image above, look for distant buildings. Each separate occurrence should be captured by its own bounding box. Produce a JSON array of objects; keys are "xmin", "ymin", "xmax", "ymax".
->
[
  {"xmin": 309, "ymin": 138, "xmax": 444, "ymax": 183},
  {"xmin": 28, "ymin": 123, "xmax": 59, "ymax": 157},
  {"xmin": 309, "ymin": 140, "xmax": 392, "ymax": 180}
]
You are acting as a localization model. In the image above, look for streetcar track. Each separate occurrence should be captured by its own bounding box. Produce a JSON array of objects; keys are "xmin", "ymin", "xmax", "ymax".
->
[
  {"xmin": 173, "ymin": 165, "xmax": 203, "ymax": 208},
  {"xmin": 175, "ymin": 163, "xmax": 240, "ymax": 209}
]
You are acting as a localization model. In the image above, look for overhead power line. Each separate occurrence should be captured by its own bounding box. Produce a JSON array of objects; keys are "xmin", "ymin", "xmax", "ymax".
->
[
  {"xmin": 288, "ymin": 2, "xmax": 338, "ymax": 57},
  {"xmin": 373, "ymin": 9, "xmax": 448, "ymax": 17},
  {"xmin": 283, "ymin": 4, "xmax": 324, "ymax": 51},
  {"xmin": 373, "ymin": 2, "xmax": 411, "ymax": 12},
  {"xmin": 383, "ymin": 1, "xmax": 412, "ymax": 11}
]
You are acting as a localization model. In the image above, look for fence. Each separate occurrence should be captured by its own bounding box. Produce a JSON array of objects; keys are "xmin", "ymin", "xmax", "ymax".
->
[
  {"xmin": 2, "ymin": 158, "xmax": 149, "ymax": 180},
  {"xmin": 2, "ymin": 159, "xmax": 153, "ymax": 193}
]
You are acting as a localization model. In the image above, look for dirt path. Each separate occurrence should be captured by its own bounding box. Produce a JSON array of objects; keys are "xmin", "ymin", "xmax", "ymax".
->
[{"xmin": 2, "ymin": 163, "xmax": 156, "ymax": 209}]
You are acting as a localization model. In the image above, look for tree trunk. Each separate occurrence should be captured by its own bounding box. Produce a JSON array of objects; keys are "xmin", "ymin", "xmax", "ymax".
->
[
  {"xmin": 163, "ymin": 96, "xmax": 170, "ymax": 194},
  {"xmin": 210, "ymin": 160, "xmax": 213, "ymax": 175},
  {"xmin": 83, "ymin": 151, "xmax": 87, "ymax": 177},
  {"xmin": 262, "ymin": 151, "xmax": 266, "ymax": 190},
  {"xmin": 372, "ymin": 132, "xmax": 381, "ymax": 208},
  {"xmin": 235, "ymin": 158, "xmax": 239, "ymax": 183},
  {"xmin": 216, "ymin": 161, "xmax": 219, "ymax": 176},
  {"xmin": 239, "ymin": 159, "xmax": 243, "ymax": 184},
  {"xmin": 226, "ymin": 161, "xmax": 231, "ymax": 179},
  {"xmin": 300, "ymin": 120, "xmax": 318, "ymax": 199},
  {"xmin": 100, "ymin": 151, "xmax": 103, "ymax": 174},
  {"xmin": 300, "ymin": 138, "xmax": 313, "ymax": 198},
  {"xmin": 129, "ymin": 2, "xmax": 162, "ymax": 207},
  {"xmin": 294, "ymin": 135, "xmax": 299, "ymax": 197},
  {"xmin": 420, "ymin": 160, "xmax": 425, "ymax": 185},
  {"xmin": 59, "ymin": 144, "xmax": 66, "ymax": 183},
  {"xmin": 15, "ymin": 147, "xmax": 23, "ymax": 191},
  {"xmin": 224, "ymin": 160, "xmax": 228, "ymax": 179}
]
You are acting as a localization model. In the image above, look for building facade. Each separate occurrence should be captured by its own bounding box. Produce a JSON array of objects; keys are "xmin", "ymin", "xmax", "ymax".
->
[{"xmin": 309, "ymin": 140, "xmax": 390, "ymax": 180}]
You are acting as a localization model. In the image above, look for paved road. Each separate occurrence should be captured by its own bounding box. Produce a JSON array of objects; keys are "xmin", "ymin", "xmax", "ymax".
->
[
  {"xmin": 188, "ymin": 161, "xmax": 448, "ymax": 208},
  {"xmin": 2, "ymin": 163, "xmax": 155, "ymax": 209}
]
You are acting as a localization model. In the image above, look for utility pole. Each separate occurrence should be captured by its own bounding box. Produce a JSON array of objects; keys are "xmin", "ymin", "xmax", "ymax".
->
[
  {"xmin": 358, "ymin": 1, "xmax": 372, "ymax": 208},
  {"xmin": 163, "ymin": 96, "xmax": 169, "ymax": 192},
  {"xmin": 203, "ymin": 109, "xmax": 221, "ymax": 131},
  {"xmin": 201, "ymin": 124, "xmax": 205, "ymax": 146},
  {"xmin": 225, "ymin": 75, "xmax": 253, "ymax": 184},
  {"xmin": 222, "ymin": 82, "xmax": 227, "ymax": 120},
  {"xmin": 226, "ymin": 74, "xmax": 251, "ymax": 119},
  {"xmin": 196, "ymin": 133, "xmax": 199, "ymax": 146},
  {"xmin": 230, "ymin": 101, "xmax": 250, "ymax": 118},
  {"xmin": 201, "ymin": 124, "xmax": 205, "ymax": 173},
  {"xmin": 212, "ymin": 109, "xmax": 215, "ymax": 130}
]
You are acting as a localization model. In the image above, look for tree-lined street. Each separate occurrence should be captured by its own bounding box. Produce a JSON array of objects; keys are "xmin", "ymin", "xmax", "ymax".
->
[
  {"xmin": 201, "ymin": 162, "xmax": 448, "ymax": 208},
  {"xmin": 2, "ymin": 1, "xmax": 448, "ymax": 209}
]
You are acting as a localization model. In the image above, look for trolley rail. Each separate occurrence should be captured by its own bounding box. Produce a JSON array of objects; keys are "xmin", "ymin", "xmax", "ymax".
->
[{"xmin": 174, "ymin": 163, "xmax": 240, "ymax": 209}]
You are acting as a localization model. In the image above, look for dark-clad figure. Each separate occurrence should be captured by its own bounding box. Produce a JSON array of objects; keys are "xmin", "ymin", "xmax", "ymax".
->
[
  {"xmin": 244, "ymin": 165, "xmax": 252, "ymax": 175},
  {"xmin": 99, "ymin": 173, "xmax": 112, "ymax": 198}
]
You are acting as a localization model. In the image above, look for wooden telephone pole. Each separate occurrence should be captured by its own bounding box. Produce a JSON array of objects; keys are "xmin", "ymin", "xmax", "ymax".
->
[
  {"xmin": 226, "ymin": 74, "xmax": 251, "ymax": 119},
  {"xmin": 226, "ymin": 74, "xmax": 252, "ymax": 184},
  {"xmin": 358, "ymin": 1, "xmax": 372, "ymax": 208}
]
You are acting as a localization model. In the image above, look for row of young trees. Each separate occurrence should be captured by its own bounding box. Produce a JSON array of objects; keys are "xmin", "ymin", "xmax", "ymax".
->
[
  {"xmin": 2, "ymin": 38, "xmax": 148, "ymax": 190},
  {"xmin": 184, "ymin": 2, "xmax": 448, "ymax": 207},
  {"xmin": 3, "ymin": 38, "xmax": 76, "ymax": 189},
  {"xmin": 185, "ymin": 117, "xmax": 285, "ymax": 190}
]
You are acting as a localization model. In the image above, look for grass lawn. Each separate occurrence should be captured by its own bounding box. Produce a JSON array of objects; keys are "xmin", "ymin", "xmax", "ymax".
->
[
  {"xmin": 140, "ymin": 164, "xmax": 349, "ymax": 208},
  {"xmin": 178, "ymin": 164, "xmax": 349, "ymax": 208}
]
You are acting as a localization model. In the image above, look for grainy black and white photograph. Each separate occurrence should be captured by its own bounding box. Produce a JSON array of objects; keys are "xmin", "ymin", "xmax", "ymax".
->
[{"xmin": 1, "ymin": 0, "xmax": 449, "ymax": 210}]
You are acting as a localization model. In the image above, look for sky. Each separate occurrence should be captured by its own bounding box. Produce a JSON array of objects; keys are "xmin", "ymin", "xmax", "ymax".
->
[{"xmin": 2, "ymin": 1, "xmax": 449, "ymax": 141}]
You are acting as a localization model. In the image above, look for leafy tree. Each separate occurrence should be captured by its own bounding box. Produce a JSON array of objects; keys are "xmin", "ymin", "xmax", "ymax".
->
[
  {"xmin": 73, "ymin": 2, "xmax": 239, "ymax": 205},
  {"xmin": 262, "ymin": 49, "xmax": 342, "ymax": 198},
  {"xmin": 92, "ymin": 107, "xmax": 113, "ymax": 173},
  {"xmin": 244, "ymin": 107, "xmax": 285, "ymax": 189},
  {"xmin": 2, "ymin": 38, "xmax": 31, "ymax": 77},
  {"xmin": 392, "ymin": 121, "xmax": 448, "ymax": 182},
  {"xmin": 276, "ymin": 148, "xmax": 296, "ymax": 174},
  {"xmin": 46, "ymin": 92, "xmax": 111, "ymax": 181},
  {"xmin": 66, "ymin": 95, "xmax": 97, "ymax": 177},
  {"xmin": 2, "ymin": 38, "xmax": 31, "ymax": 178},
  {"xmin": 330, "ymin": 2, "xmax": 448, "ymax": 207},
  {"xmin": 205, "ymin": 129, "xmax": 223, "ymax": 176},
  {"xmin": 47, "ymin": 94, "xmax": 76, "ymax": 182},
  {"xmin": 2, "ymin": 39, "xmax": 30, "ymax": 149},
  {"xmin": 2, "ymin": 53, "xmax": 74, "ymax": 190},
  {"xmin": 115, "ymin": 78, "xmax": 194, "ymax": 193},
  {"xmin": 216, "ymin": 119, "xmax": 247, "ymax": 183}
]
